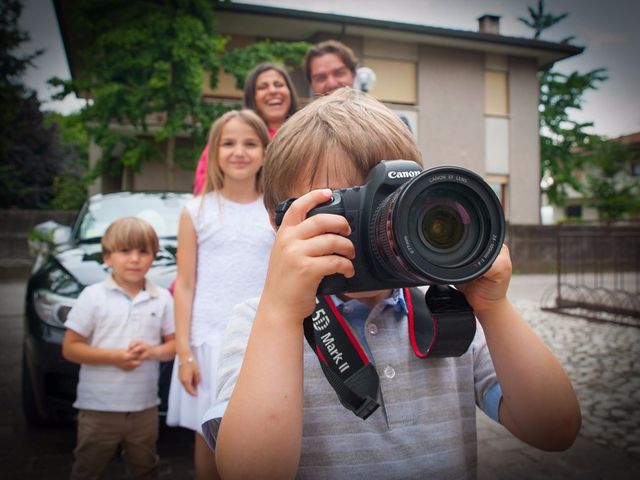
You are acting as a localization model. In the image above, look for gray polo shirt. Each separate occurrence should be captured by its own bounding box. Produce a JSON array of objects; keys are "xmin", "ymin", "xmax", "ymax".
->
[{"xmin": 204, "ymin": 290, "xmax": 500, "ymax": 479}]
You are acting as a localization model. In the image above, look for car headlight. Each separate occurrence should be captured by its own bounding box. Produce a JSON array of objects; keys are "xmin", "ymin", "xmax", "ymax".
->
[{"xmin": 33, "ymin": 290, "xmax": 76, "ymax": 328}]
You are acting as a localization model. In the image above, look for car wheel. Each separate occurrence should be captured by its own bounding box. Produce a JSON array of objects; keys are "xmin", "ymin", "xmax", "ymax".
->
[{"xmin": 22, "ymin": 352, "xmax": 49, "ymax": 427}]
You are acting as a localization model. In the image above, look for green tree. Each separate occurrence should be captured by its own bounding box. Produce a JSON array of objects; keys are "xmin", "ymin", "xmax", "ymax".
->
[
  {"xmin": 519, "ymin": 0, "xmax": 607, "ymax": 206},
  {"xmin": 45, "ymin": 112, "xmax": 89, "ymax": 210},
  {"xmin": 50, "ymin": 0, "xmax": 227, "ymax": 190},
  {"xmin": 221, "ymin": 39, "xmax": 310, "ymax": 89},
  {"xmin": 0, "ymin": 0, "xmax": 41, "ymax": 159},
  {"xmin": 50, "ymin": 1, "xmax": 310, "ymax": 191},
  {"xmin": 0, "ymin": 0, "xmax": 72, "ymax": 209},
  {"xmin": 518, "ymin": 0, "xmax": 569, "ymax": 40},
  {"xmin": 584, "ymin": 137, "xmax": 640, "ymax": 222}
]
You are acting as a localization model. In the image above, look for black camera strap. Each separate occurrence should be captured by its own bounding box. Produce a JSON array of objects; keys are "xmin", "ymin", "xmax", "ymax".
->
[
  {"xmin": 304, "ymin": 286, "xmax": 476, "ymax": 420},
  {"xmin": 304, "ymin": 296, "xmax": 380, "ymax": 420}
]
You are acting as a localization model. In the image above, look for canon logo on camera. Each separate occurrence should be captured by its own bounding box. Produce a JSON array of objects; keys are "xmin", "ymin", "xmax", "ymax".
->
[{"xmin": 388, "ymin": 170, "xmax": 420, "ymax": 179}]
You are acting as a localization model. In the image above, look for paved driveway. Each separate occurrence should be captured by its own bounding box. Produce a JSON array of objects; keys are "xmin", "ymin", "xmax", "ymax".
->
[
  {"xmin": 0, "ymin": 280, "xmax": 193, "ymax": 479},
  {"xmin": 1, "ymin": 276, "xmax": 638, "ymax": 479}
]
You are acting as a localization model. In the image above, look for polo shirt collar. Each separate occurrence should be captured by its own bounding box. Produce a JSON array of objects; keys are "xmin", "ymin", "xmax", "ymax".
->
[
  {"xmin": 104, "ymin": 274, "xmax": 160, "ymax": 298},
  {"xmin": 329, "ymin": 288, "xmax": 408, "ymax": 315}
]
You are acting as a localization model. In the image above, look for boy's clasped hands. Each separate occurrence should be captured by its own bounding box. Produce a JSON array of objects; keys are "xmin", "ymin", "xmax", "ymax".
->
[{"xmin": 114, "ymin": 340, "xmax": 158, "ymax": 371}]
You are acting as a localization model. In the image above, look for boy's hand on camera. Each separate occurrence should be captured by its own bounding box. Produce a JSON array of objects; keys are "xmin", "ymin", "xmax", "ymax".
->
[
  {"xmin": 457, "ymin": 244, "xmax": 512, "ymax": 315},
  {"xmin": 264, "ymin": 189, "xmax": 355, "ymax": 320}
]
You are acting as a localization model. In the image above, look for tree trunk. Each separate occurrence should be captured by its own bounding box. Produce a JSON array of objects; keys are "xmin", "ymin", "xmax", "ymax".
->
[
  {"xmin": 121, "ymin": 165, "xmax": 133, "ymax": 191},
  {"xmin": 165, "ymin": 136, "xmax": 175, "ymax": 190}
]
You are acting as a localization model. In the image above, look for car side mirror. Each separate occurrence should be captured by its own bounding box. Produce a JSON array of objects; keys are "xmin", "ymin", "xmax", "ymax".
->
[{"xmin": 28, "ymin": 221, "xmax": 72, "ymax": 258}]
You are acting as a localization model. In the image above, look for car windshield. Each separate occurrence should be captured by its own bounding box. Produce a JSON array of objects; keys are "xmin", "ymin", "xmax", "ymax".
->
[{"xmin": 77, "ymin": 193, "xmax": 192, "ymax": 241}]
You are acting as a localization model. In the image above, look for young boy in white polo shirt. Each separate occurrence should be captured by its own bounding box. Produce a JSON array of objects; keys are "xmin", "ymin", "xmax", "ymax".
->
[{"xmin": 63, "ymin": 217, "xmax": 176, "ymax": 480}]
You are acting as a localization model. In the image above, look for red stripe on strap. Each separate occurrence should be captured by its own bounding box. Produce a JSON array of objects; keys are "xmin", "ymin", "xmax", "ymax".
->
[
  {"xmin": 325, "ymin": 295, "xmax": 370, "ymax": 365},
  {"xmin": 406, "ymin": 287, "xmax": 437, "ymax": 358}
]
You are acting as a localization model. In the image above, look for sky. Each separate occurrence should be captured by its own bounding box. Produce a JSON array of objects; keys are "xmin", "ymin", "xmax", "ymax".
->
[{"xmin": 16, "ymin": 0, "xmax": 640, "ymax": 138}]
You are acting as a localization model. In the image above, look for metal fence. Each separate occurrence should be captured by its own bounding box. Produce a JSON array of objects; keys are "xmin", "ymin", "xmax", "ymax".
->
[{"xmin": 541, "ymin": 226, "xmax": 640, "ymax": 326}]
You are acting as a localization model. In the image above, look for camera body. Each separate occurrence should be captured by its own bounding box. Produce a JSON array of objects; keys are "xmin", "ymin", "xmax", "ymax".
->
[{"xmin": 275, "ymin": 160, "xmax": 505, "ymax": 294}]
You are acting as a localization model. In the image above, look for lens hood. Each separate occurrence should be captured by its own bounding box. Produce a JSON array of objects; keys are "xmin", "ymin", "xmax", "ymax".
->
[{"xmin": 387, "ymin": 166, "xmax": 505, "ymax": 284}]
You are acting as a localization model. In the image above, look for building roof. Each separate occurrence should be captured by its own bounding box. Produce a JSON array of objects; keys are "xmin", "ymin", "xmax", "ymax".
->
[
  {"xmin": 215, "ymin": 2, "xmax": 583, "ymax": 67},
  {"xmin": 55, "ymin": 0, "xmax": 583, "ymax": 81},
  {"xmin": 616, "ymin": 132, "xmax": 640, "ymax": 145}
]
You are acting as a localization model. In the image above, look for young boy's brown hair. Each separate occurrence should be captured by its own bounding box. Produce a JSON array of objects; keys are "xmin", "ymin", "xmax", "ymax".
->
[
  {"xmin": 101, "ymin": 216, "xmax": 160, "ymax": 256},
  {"xmin": 263, "ymin": 87, "xmax": 421, "ymax": 212}
]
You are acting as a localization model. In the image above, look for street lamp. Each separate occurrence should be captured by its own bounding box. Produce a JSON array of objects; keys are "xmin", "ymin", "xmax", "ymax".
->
[{"xmin": 354, "ymin": 67, "xmax": 376, "ymax": 93}]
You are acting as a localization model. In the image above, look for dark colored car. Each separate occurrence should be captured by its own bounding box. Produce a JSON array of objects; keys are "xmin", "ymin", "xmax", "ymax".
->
[{"xmin": 22, "ymin": 192, "xmax": 192, "ymax": 425}]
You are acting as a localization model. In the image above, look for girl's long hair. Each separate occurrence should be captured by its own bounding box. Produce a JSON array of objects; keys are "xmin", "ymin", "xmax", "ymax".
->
[{"xmin": 202, "ymin": 109, "xmax": 270, "ymax": 196}]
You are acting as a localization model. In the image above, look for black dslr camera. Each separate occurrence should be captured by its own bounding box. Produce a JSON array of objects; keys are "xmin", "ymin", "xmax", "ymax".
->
[{"xmin": 275, "ymin": 160, "xmax": 505, "ymax": 294}]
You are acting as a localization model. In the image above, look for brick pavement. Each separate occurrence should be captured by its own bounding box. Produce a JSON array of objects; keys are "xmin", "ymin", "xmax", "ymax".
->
[
  {"xmin": 475, "ymin": 275, "xmax": 640, "ymax": 479},
  {"xmin": 2, "ymin": 276, "xmax": 640, "ymax": 478}
]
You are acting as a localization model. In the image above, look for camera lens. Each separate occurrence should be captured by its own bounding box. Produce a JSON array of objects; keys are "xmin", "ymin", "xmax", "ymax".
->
[
  {"xmin": 370, "ymin": 166, "xmax": 504, "ymax": 284},
  {"xmin": 419, "ymin": 200, "xmax": 468, "ymax": 252}
]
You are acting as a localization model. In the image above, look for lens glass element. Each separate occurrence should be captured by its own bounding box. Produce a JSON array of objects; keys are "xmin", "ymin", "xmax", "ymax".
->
[
  {"xmin": 408, "ymin": 185, "xmax": 484, "ymax": 269},
  {"xmin": 419, "ymin": 200, "xmax": 469, "ymax": 253}
]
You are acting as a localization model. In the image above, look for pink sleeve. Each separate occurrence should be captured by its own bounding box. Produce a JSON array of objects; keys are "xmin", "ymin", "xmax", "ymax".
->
[{"xmin": 193, "ymin": 144, "xmax": 209, "ymax": 194}]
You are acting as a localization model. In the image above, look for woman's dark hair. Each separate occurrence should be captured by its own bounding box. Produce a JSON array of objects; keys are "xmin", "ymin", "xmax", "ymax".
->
[{"xmin": 243, "ymin": 63, "xmax": 299, "ymax": 122}]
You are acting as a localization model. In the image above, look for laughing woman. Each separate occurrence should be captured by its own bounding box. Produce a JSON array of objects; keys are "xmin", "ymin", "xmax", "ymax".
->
[{"xmin": 193, "ymin": 63, "xmax": 299, "ymax": 194}]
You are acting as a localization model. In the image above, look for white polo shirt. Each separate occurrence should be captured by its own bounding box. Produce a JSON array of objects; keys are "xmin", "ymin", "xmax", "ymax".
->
[{"xmin": 65, "ymin": 275, "xmax": 175, "ymax": 412}]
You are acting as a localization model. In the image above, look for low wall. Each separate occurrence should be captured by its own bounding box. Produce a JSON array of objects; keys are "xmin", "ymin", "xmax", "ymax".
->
[
  {"xmin": 505, "ymin": 224, "xmax": 558, "ymax": 273},
  {"xmin": 1, "ymin": 210, "xmax": 639, "ymax": 278},
  {"xmin": 506, "ymin": 224, "xmax": 640, "ymax": 274}
]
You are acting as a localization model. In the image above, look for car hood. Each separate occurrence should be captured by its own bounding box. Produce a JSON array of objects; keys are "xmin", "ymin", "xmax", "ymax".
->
[{"xmin": 53, "ymin": 240, "xmax": 178, "ymax": 289}]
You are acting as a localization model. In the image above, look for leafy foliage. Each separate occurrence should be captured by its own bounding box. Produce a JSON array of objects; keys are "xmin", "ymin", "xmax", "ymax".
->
[
  {"xmin": 222, "ymin": 39, "xmax": 311, "ymax": 89},
  {"xmin": 518, "ymin": 0, "xmax": 572, "ymax": 41},
  {"xmin": 49, "ymin": 0, "xmax": 229, "ymax": 188},
  {"xmin": 538, "ymin": 67, "xmax": 607, "ymax": 205},
  {"xmin": 49, "ymin": 2, "xmax": 311, "ymax": 189},
  {"xmin": 45, "ymin": 112, "xmax": 89, "ymax": 210},
  {"xmin": 0, "ymin": 92, "xmax": 72, "ymax": 209},
  {"xmin": 520, "ymin": 0, "xmax": 607, "ymax": 206},
  {"xmin": 584, "ymin": 137, "xmax": 640, "ymax": 222},
  {"xmin": 0, "ymin": 0, "xmax": 72, "ymax": 209}
]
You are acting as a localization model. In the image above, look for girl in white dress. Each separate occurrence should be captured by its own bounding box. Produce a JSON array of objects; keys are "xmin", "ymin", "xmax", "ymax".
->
[{"xmin": 167, "ymin": 110, "xmax": 274, "ymax": 479}]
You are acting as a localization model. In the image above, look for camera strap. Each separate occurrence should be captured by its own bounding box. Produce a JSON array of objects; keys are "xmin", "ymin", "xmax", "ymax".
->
[{"xmin": 304, "ymin": 286, "xmax": 476, "ymax": 420}]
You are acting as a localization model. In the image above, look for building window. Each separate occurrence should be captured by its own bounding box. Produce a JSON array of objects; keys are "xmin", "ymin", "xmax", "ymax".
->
[
  {"xmin": 565, "ymin": 205, "xmax": 582, "ymax": 218},
  {"xmin": 631, "ymin": 161, "xmax": 640, "ymax": 177},
  {"xmin": 485, "ymin": 117, "xmax": 509, "ymax": 174},
  {"xmin": 362, "ymin": 58, "xmax": 416, "ymax": 104},
  {"xmin": 485, "ymin": 70, "xmax": 509, "ymax": 116}
]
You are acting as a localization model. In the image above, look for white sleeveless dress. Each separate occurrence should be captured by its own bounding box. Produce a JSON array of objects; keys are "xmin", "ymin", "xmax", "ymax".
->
[{"xmin": 166, "ymin": 192, "xmax": 274, "ymax": 433}]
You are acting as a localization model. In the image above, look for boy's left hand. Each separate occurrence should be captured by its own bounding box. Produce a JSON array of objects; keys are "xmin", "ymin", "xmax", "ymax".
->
[
  {"xmin": 128, "ymin": 340, "xmax": 154, "ymax": 361},
  {"xmin": 456, "ymin": 244, "xmax": 512, "ymax": 314}
]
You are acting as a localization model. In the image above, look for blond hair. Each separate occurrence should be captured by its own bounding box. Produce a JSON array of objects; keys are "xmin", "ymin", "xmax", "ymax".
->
[
  {"xmin": 263, "ymin": 87, "xmax": 422, "ymax": 211},
  {"xmin": 101, "ymin": 217, "xmax": 160, "ymax": 256},
  {"xmin": 203, "ymin": 109, "xmax": 270, "ymax": 195}
]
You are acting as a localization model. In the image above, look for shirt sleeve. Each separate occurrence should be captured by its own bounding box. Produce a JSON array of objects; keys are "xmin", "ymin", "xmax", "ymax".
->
[
  {"xmin": 471, "ymin": 319, "xmax": 502, "ymax": 423},
  {"xmin": 201, "ymin": 297, "xmax": 259, "ymax": 451},
  {"xmin": 64, "ymin": 286, "xmax": 99, "ymax": 338}
]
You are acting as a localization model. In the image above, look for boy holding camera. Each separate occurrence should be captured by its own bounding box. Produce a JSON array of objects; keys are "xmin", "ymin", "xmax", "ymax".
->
[{"xmin": 203, "ymin": 88, "xmax": 581, "ymax": 478}]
